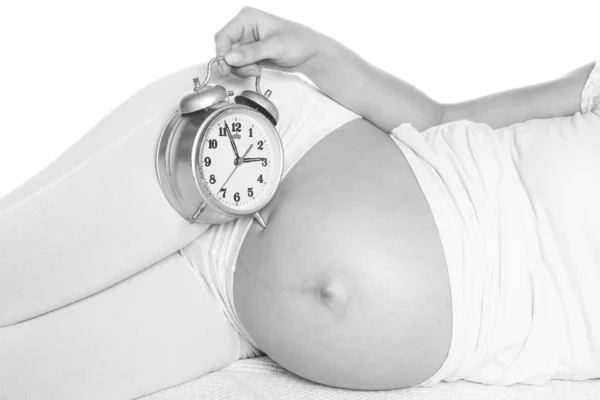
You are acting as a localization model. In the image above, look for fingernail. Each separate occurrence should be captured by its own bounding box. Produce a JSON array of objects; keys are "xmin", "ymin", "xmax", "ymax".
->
[{"xmin": 224, "ymin": 50, "xmax": 244, "ymax": 66}]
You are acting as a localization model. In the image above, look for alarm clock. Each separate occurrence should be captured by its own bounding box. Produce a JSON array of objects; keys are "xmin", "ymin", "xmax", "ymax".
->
[{"xmin": 156, "ymin": 56, "xmax": 284, "ymax": 228}]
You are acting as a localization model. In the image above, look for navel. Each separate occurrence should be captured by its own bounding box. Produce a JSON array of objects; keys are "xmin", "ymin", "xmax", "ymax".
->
[{"xmin": 315, "ymin": 280, "xmax": 351, "ymax": 316}]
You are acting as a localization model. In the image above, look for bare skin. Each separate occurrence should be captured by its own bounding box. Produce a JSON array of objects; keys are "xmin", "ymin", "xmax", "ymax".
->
[
  {"xmin": 234, "ymin": 119, "xmax": 452, "ymax": 389},
  {"xmin": 214, "ymin": 6, "xmax": 595, "ymax": 389}
]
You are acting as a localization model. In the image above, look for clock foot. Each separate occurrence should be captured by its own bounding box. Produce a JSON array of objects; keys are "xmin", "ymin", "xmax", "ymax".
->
[
  {"xmin": 253, "ymin": 212, "xmax": 267, "ymax": 228},
  {"xmin": 189, "ymin": 202, "xmax": 207, "ymax": 224}
]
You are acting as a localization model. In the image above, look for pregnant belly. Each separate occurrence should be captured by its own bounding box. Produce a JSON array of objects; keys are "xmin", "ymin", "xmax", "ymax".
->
[{"xmin": 233, "ymin": 119, "xmax": 452, "ymax": 389}]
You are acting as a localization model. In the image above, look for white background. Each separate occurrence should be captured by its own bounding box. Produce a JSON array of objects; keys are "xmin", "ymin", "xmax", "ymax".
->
[{"xmin": 0, "ymin": 0, "xmax": 598, "ymax": 198}]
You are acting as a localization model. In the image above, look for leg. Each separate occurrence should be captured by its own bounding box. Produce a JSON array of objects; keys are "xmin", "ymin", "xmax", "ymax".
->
[
  {"xmin": 0, "ymin": 249, "xmax": 247, "ymax": 400},
  {"xmin": 0, "ymin": 63, "xmax": 221, "ymax": 327}
]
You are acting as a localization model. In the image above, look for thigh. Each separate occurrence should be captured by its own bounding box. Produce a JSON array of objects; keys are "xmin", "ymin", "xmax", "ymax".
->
[
  {"xmin": 0, "ymin": 64, "xmax": 203, "ymax": 211},
  {"xmin": 0, "ymin": 251, "xmax": 244, "ymax": 400},
  {"xmin": 0, "ymin": 64, "xmax": 214, "ymax": 327}
]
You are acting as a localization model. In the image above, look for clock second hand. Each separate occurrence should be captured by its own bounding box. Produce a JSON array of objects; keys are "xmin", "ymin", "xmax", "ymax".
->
[{"xmin": 218, "ymin": 144, "xmax": 254, "ymax": 195}]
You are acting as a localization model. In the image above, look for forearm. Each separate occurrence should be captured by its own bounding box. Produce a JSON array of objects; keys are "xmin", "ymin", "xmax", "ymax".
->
[
  {"xmin": 300, "ymin": 40, "xmax": 444, "ymax": 132},
  {"xmin": 442, "ymin": 62, "xmax": 595, "ymax": 128},
  {"xmin": 301, "ymin": 39, "xmax": 594, "ymax": 131}
]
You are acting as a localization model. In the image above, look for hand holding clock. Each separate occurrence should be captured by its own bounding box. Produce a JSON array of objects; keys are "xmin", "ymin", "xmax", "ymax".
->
[{"xmin": 214, "ymin": 6, "xmax": 328, "ymax": 78}]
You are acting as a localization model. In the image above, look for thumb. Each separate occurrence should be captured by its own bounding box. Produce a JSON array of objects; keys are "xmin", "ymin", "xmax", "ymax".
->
[{"xmin": 223, "ymin": 36, "xmax": 284, "ymax": 67}]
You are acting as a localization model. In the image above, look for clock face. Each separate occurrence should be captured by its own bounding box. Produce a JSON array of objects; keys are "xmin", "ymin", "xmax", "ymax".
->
[{"xmin": 198, "ymin": 109, "xmax": 281, "ymax": 214}]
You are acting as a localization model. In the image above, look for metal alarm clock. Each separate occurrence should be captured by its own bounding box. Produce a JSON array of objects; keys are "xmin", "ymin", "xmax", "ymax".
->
[{"xmin": 156, "ymin": 56, "xmax": 284, "ymax": 228}]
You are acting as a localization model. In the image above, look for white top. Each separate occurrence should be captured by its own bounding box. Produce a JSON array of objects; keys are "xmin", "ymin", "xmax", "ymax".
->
[{"xmin": 391, "ymin": 57, "xmax": 600, "ymax": 386}]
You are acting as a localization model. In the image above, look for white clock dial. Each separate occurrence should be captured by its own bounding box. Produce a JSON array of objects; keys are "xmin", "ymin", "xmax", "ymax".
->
[{"xmin": 199, "ymin": 110, "xmax": 276, "ymax": 213}]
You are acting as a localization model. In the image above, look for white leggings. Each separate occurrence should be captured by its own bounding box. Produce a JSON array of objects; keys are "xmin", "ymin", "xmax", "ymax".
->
[{"xmin": 0, "ymin": 64, "xmax": 257, "ymax": 400}]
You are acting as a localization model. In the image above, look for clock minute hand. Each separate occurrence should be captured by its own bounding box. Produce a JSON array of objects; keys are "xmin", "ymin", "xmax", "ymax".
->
[{"xmin": 224, "ymin": 121, "xmax": 239, "ymax": 158}]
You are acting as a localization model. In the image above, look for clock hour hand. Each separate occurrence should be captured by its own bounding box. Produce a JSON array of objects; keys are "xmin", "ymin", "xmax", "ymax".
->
[
  {"xmin": 242, "ymin": 157, "xmax": 267, "ymax": 163},
  {"xmin": 224, "ymin": 121, "xmax": 239, "ymax": 158}
]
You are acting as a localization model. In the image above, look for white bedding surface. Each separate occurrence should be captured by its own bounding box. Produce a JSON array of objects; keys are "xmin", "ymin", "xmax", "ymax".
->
[{"xmin": 140, "ymin": 356, "xmax": 600, "ymax": 400}]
